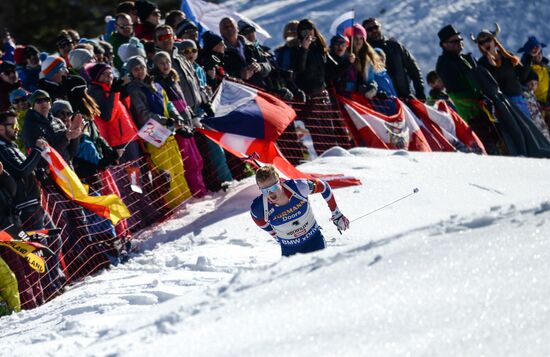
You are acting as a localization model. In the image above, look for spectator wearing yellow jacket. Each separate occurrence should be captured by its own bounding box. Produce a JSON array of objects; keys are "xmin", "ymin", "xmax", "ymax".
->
[{"xmin": 126, "ymin": 55, "xmax": 191, "ymax": 209}]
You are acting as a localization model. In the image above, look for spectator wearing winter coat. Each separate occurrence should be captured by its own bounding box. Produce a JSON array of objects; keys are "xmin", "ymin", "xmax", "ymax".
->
[
  {"xmin": 17, "ymin": 46, "xmax": 41, "ymax": 92},
  {"xmin": 0, "ymin": 162, "xmax": 33, "ymax": 311},
  {"xmin": 0, "ymin": 61, "xmax": 22, "ymax": 111},
  {"xmin": 328, "ymin": 35, "xmax": 356, "ymax": 95},
  {"xmin": 362, "ymin": 18, "xmax": 426, "ymax": 100},
  {"xmin": 37, "ymin": 54, "xmax": 70, "ymax": 100},
  {"xmin": 274, "ymin": 20, "xmax": 300, "ymax": 72},
  {"xmin": 62, "ymin": 76, "xmax": 120, "ymax": 179},
  {"xmin": 152, "ymin": 51, "xmax": 207, "ymax": 198},
  {"xmin": 176, "ymin": 40, "xmax": 208, "ymax": 89},
  {"xmin": 126, "ymin": 55, "xmax": 191, "ymax": 208},
  {"xmin": 521, "ymin": 71, "xmax": 550, "ymax": 141},
  {"xmin": 8, "ymin": 88, "xmax": 29, "ymax": 150},
  {"xmin": 293, "ymin": 19, "xmax": 337, "ymax": 96},
  {"xmin": 0, "ymin": 110, "xmax": 66, "ymax": 302},
  {"xmin": 22, "ymin": 90, "xmax": 82, "ymax": 165},
  {"xmin": 197, "ymin": 32, "xmax": 226, "ymax": 91},
  {"xmin": 474, "ymin": 27, "xmax": 532, "ymax": 119},
  {"xmin": 219, "ymin": 17, "xmax": 272, "ymax": 89},
  {"xmin": 519, "ymin": 36, "xmax": 550, "ymax": 115},
  {"xmin": 108, "ymin": 13, "xmax": 135, "ymax": 71},
  {"xmin": 435, "ymin": 24, "xmax": 499, "ymax": 154},
  {"xmin": 134, "ymin": 0, "xmax": 161, "ymax": 41},
  {"xmin": 350, "ymin": 24, "xmax": 396, "ymax": 99},
  {"xmin": 87, "ymin": 63, "xmax": 141, "ymax": 163}
]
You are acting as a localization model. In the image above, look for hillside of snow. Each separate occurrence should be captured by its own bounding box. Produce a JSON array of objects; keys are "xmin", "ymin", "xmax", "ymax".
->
[
  {"xmin": 1, "ymin": 148, "xmax": 550, "ymax": 356},
  {"xmin": 229, "ymin": 0, "xmax": 550, "ymax": 88},
  {"xmin": 2, "ymin": 1, "xmax": 550, "ymax": 355}
]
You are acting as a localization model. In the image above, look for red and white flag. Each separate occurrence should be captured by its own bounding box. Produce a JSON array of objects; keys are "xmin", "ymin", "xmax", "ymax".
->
[{"xmin": 339, "ymin": 95, "xmax": 432, "ymax": 152}]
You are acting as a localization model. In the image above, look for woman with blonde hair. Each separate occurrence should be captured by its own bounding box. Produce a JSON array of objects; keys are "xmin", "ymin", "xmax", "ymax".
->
[{"xmin": 474, "ymin": 24, "xmax": 531, "ymax": 118}]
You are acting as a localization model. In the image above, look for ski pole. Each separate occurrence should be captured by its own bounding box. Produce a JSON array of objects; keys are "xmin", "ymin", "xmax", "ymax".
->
[{"xmin": 350, "ymin": 188, "xmax": 419, "ymax": 223}]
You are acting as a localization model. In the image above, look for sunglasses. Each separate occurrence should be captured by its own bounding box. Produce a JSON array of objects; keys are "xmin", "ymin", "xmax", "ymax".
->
[
  {"xmin": 0, "ymin": 122, "xmax": 16, "ymax": 128},
  {"xmin": 1, "ymin": 70, "xmax": 16, "ymax": 75},
  {"xmin": 35, "ymin": 97, "xmax": 50, "ymax": 104},
  {"xmin": 478, "ymin": 37, "xmax": 493, "ymax": 46},
  {"xmin": 446, "ymin": 37, "xmax": 463, "ymax": 44},
  {"xmin": 12, "ymin": 97, "xmax": 28, "ymax": 104},
  {"xmin": 259, "ymin": 181, "xmax": 281, "ymax": 195},
  {"xmin": 117, "ymin": 24, "xmax": 134, "ymax": 30},
  {"xmin": 152, "ymin": 10, "xmax": 162, "ymax": 16},
  {"xmin": 157, "ymin": 33, "xmax": 174, "ymax": 42},
  {"xmin": 365, "ymin": 25, "xmax": 380, "ymax": 32},
  {"xmin": 184, "ymin": 28, "xmax": 198, "ymax": 34},
  {"xmin": 183, "ymin": 48, "xmax": 198, "ymax": 54},
  {"xmin": 58, "ymin": 41, "xmax": 74, "ymax": 48},
  {"xmin": 57, "ymin": 110, "xmax": 73, "ymax": 117}
]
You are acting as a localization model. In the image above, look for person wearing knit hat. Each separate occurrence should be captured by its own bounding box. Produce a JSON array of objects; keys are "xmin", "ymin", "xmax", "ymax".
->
[
  {"xmin": 126, "ymin": 55, "xmax": 147, "ymax": 76},
  {"xmin": 27, "ymin": 89, "xmax": 50, "ymax": 107},
  {"xmin": 117, "ymin": 37, "xmax": 147, "ymax": 64},
  {"xmin": 39, "ymin": 54, "xmax": 67, "ymax": 80},
  {"xmin": 9, "ymin": 88, "xmax": 29, "ymax": 109},
  {"xmin": 51, "ymin": 99, "xmax": 73, "ymax": 120},
  {"xmin": 87, "ymin": 63, "xmax": 112, "ymax": 83},
  {"xmin": 134, "ymin": 0, "xmax": 161, "ymax": 41},
  {"xmin": 175, "ymin": 19, "xmax": 199, "ymax": 41},
  {"xmin": 68, "ymin": 48, "xmax": 94, "ymax": 71},
  {"xmin": 202, "ymin": 31, "xmax": 224, "ymax": 53}
]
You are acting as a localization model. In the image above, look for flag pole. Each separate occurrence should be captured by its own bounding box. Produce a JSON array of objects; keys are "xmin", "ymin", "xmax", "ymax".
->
[{"xmin": 350, "ymin": 9, "xmax": 355, "ymax": 54}]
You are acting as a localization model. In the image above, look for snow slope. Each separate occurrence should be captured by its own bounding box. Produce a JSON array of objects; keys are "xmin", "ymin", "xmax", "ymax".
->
[
  {"xmin": 1, "ymin": 148, "xmax": 550, "ymax": 356},
  {"xmin": 229, "ymin": 0, "xmax": 550, "ymax": 89}
]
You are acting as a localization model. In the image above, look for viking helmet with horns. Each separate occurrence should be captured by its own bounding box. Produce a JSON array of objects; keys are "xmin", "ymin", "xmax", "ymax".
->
[{"xmin": 470, "ymin": 23, "xmax": 501, "ymax": 43}]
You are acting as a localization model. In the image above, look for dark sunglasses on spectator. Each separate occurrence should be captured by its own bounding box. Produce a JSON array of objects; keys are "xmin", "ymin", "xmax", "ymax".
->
[
  {"xmin": 59, "ymin": 40, "xmax": 73, "ymax": 48},
  {"xmin": 117, "ymin": 24, "xmax": 134, "ymax": 30},
  {"xmin": 158, "ymin": 34, "xmax": 174, "ymax": 42},
  {"xmin": 1, "ymin": 70, "xmax": 15, "ymax": 75},
  {"xmin": 184, "ymin": 28, "xmax": 198, "ymax": 34},
  {"xmin": 12, "ymin": 97, "xmax": 27, "ymax": 104},
  {"xmin": 241, "ymin": 28, "xmax": 255, "ymax": 36},
  {"xmin": 299, "ymin": 29, "xmax": 312, "ymax": 37},
  {"xmin": 183, "ymin": 48, "xmax": 198, "ymax": 54},
  {"xmin": 57, "ymin": 110, "xmax": 73, "ymax": 117},
  {"xmin": 446, "ymin": 37, "xmax": 463, "ymax": 44},
  {"xmin": 478, "ymin": 37, "xmax": 493, "ymax": 46},
  {"xmin": 365, "ymin": 25, "xmax": 380, "ymax": 32},
  {"xmin": 152, "ymin": 10, "xmax": 161, "ymax": 16},
  {"xmin": 0, "ymin": 122, "xmax": 16, "ymax": 128},
  {"xmin": 35, "ymin": 98, "xmax": 50, "ymax": 104}
]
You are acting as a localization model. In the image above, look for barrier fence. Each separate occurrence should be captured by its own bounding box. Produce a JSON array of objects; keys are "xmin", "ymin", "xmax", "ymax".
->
[{"xmin": 1, "ymin": 89, "xmax": 385, "ymax": 311}]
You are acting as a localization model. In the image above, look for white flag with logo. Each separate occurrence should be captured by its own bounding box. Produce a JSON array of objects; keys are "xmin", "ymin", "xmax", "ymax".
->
[{"xmin": 137, "ymin": 119, "xmax": 172, "ymax": 148}]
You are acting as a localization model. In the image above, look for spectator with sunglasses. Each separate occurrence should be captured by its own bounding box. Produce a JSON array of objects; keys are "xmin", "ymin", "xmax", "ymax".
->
[
  {"xmin": 175, "ymin": 19, "xmax": 200, "ymax": 44},
  {"xmin": 134, "ymin": 0, "xmax": 161, "ymax": 41},
  {"xmin": 17, "ymin": 45, "xmax": 41, "ymax": 92},
  {"xmin": 250, "ymin": 165, "xmax": 349, "ymax": 257},
  {"xmin": 0, "ymin": 61, "xmax": 22, "ymax": 111},
  {"xmin": 362, "ymin": 17, "xmax": 425, "ymax": 100},
  {"xmin": 55, "ymin": 32, "xmax": 75, "ymax": 66},
  {"xmin": 436, "ymin": 24, "xmax": 500, "ymax": 154},
  {"xmin": 109, "ymin": 13, "xmax": 135, "ymax": 71},
  {"xmin": 8, "ymin": 88, "xmax": 29, "ymax": 150}
]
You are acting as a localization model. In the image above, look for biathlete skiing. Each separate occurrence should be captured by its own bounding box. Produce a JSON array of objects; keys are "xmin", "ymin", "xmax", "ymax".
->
[{"xmin": 250, "ymin": 165, "xmax": 350, "ymax": 257}]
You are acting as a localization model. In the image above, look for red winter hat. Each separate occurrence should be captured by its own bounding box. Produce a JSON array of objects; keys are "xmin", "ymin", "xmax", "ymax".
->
[{"xmin": 352, "ymin": 24, "xmax": 367, "ymax": 39}]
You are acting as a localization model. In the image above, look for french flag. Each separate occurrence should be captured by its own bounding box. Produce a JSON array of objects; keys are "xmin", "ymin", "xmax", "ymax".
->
[{"xmin": 330, "ymin": 10, "xmax": 355, "ymax": 37}]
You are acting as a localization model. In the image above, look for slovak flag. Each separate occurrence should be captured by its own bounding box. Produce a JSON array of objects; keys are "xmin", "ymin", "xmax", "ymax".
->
[
  {"xmin": 330, "ymin": 10, "xmax": 355, "ymax": 37},
  {"xmin": 181, "ymin": 0, "xmax": 271, "ymax": 42},
  {"xmin": 339, "ymin": 94, "xmax": 432, "ymax": 152}
]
